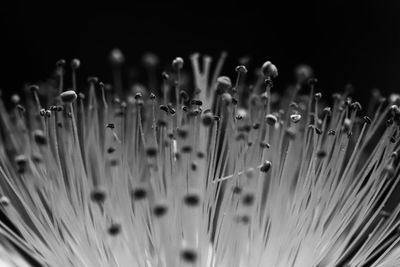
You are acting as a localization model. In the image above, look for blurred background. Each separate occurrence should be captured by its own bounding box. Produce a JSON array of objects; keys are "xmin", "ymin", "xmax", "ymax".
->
[{"xmin": 0, "ymin": 2, "xmax": 399, "ymax": 102}]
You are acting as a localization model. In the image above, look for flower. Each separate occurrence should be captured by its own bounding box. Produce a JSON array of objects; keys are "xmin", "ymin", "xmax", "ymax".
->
[{"xmin": 0, "ymin": 52, "xmax": 399, "ymax": 267}]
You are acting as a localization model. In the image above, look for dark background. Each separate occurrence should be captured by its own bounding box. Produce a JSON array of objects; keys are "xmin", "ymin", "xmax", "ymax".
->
[{"xmin": 0, "ymin": 3, "xmax": 399, "ymax": 102}]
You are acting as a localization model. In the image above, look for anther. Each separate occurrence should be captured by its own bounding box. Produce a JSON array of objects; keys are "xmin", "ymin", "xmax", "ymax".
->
[
  {"xmin": 107, "ymin": 147, "xmax": 116, "ymax": 154},
  {"xmin": 315, "ymin": 127, "xmax": 323, "ymax": 135},
  {"xmin": 350, "ymin": 102, "xmax": 362, "ymax": 111},
  {"xmin": 153, "ymin": 204, "xmax": 168, "ymax": 218},
  {"xmin": 235, "ymin": 65, "xmax": 248, "ymax": 74},
  {"xmin": 308, "ymin": 78, "xmax": 318, "ymax": 87},
  {"xmin": 162, "ymin": 72, "xmax": 169, "ymax": 81},
  {"xmin": 131, "ymin": 188, "xmax": 147, "ymax": 201},
  {"xmin": 260, "ymin": 142, "xmax": 270, "ymax": 149},
  {"xmin": 363, "ymin": 116, "xmax": 372, "ymax": 124},
  {"xmin": 261, "ymin": 61, "xmax": 278, "ymax": 78},
  {"xmin": 108, "ymin": 223, "xmax": 121, "ymax": 236},
  {"xmin": 290, "ymin": 114, "xmax": 302, "ymax": 123},
  {"xmin": 87, "ymin": 76, "xmax": 99, "ymax": 84},
  {"xmin": 242, "ymin": 193, "xmax": 255, "ymax": 206},
  {"xmin": 71, "ymin": 58, "xmax": 80, "ymax": 69},
  {"xmin": 159, "ymin": 105, "xmax": 169, "ymax": 113},
  {"xmin": 201, "ymin": 113, "xmax": 214, "ymax": 126},
  {"xmin": 265, "ymin": 114, "xmax": 278, "ymax": 126},
  {"xmin": 60, "ymin": 90, "xmax": 78, "ymax": 103},
  {"xmin": 142, "ymin": 52, "xmax": 159, "ymax": 67},
  {"xmin": 197, "ymin": 151, "xmax": 205, "ymax": 158},
  {"xmin": 0, "ymin": 196, "xmax": 10, "ymax": 207},
  {"xmin": 145, "ymin": 147, "xmax": 158, "ymax": 157},
  {"xmin": 314, "ymin": 92, "xmax": 322, "ymax": 100},
  {"xmin": 179, "ymin": 90, "xmax": 189, "ymax": 101},
  {"xmin": 180, "ymin": 249, "xmax": 197, "ymax": 264},
  {"xmin": 323, "ymin": 107, "xmax": 332, "ymax": 117},
  {"xmin": 56, "ymin": 59, "xmax": 66, "ymax": 68},
  {"xmin": 317, "ymin": 150, "xmax": 327, "ymax": 158},
  {"xmin": 90, "ymin": 187, "xmax": 107, "ymax": 203},
  {"xmin": 181, "ymin": 145, "xmax": 193, "ymax": 153},
  {"xmin": 11, "ymin": 94, "xmax": 20, "ymax": 104},
  {"xmin": 177, "ymin": 127, "xmax": 189, "ymax": 139},
  {"xmin": 191, "ymin": 100, "xmax": 203, "ymax": 106},
  {"xmin": 221, "ymin": 92, "xmax": 232, "ymax": 104},
  {"xmin": 233, "ymin": 186, "xmax": 242, "ymax": 194},
  {"xmin": 33, "ymin": 130, "xmax": 47, "ymax": 145},
  {"xmin": 134, "ymin": 92, "xmax": 142, "ymax": 100},
  {"xmin": 29, "ymin": 85, "xmax": 39, "ymax": 93},
  {"xmin": 172, "ymin": 57, "xmax": 184, "ymax": 70},
  {"xmin": 260, "ymin": 160, "xmax": 272, "ymax": 172},
  {"xmin": 183, "ymin": 193, "xmax": 201, "ymax": 207},
  {"xmin": 216, "ymin": 76, "xmax": 232, "ymax": 94},
  {"xmin": 109, "ymin": 48, "xmax": 125, "ymax": 65}
]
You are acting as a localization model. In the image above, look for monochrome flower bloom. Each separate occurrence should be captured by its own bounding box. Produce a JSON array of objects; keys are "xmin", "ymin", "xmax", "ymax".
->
[{"xmin": 0, "ymin": 51, "xmax": 399, "ymax": 267}]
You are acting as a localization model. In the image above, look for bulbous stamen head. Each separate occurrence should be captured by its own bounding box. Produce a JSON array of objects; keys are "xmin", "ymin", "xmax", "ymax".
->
[
  {"xmin": 242, "ymin": 193, "xmax": 255, "ymax": 206},
  {"xmin": 236, "ymin": 109, "xmax": 248, "ymax": 120},
  {"xmin": 290, "ymin": 114, "xmax": 302, "ymax": 123},
  {"xmin": 261, "ymin": 61, "xmax": 278, "ymax": 78},
  {"xmin": 260, "ymin": 142, "xmax": 270, "ymax": 149},
  {"xmin": 0, "ymin": 196, "xmax": 10, "ymax": 207},
  {"xmin": 172, "ymin": 57, "xmax": 184, "ymax": 70},
  {"xmin": 14, "ymin": 155, "xmax": 27, "ymax": 170},
  {"xmin": 131, "ymin": 188, "xmax": 147, "ymax": 201},
  {"xmin": 323, "ymin": 107, "xmax": 332, "ymax": 117},
  {"xmin": 294, "ymin": 64, "xmax": 313, "ymax": 84},
  {"xmin": 216, "ymin": 76, "xmax": 232, "ymax": 94},
  {"xmin": 350, "ymin": 102, "xmax": 362, "ymax": 111},
  {"xmin": 60, "ymin": 90, "xmax": 78, "ymax": 103},
  {"xmin": 265, "ymin": 114, "xmax": 278, "ymax": 126},
  {"xmin": 233, "ymin": 186, "xmax": 242, "ymax": 194},
  {"xmin": 29, "ymin": 85, "xmax": 39, "ymax": 93},
  {"xmin": 90, "ymin": 187, "xmax": 107, "ymax": 203},
  {"xmin": 39, "ymin": 109, "xmax": 46, "ymax": 117},
  {"xmin": 183, "ymin": 193, "xmax": 201, "ymax": 207},
  {"xmin": 221, "ymin": 92, "xmax": 232, "ymax": 105},
  {"xmin": 109, "ymin": 48, "xmax": 125, "ymax": 65},
  {"xmin": 11, "ymin": 94, "xmax": 20, "ymax": 105},
  {"xmin": 56, "ymin": 59, "xmax": 66, "ymax": 68},
  {"xmin": 87, "ymin": 76, "xmax": 99, "ymax": 85},
  {"xmin": 153, "ymin": 203, "xmax": 168, "ymax": 218},
  {"xmin": 235, "ymin": 65, "xmax": 248, "ymax": 74},
  {"xmin": 33, "ymin": 130, "xmax": 47, "ymax": 145},
  {"xmin": 308, "ymin": 78, "xmax": 318, "ymax": 88},
  {"xmin": 317, "ymin": 150, "xmax": 327, "ymax": 158},
  {"xmin": 177, "ymin": 127, "xmax": 189, "ymax": 139},
  {"xmin": 71, "ymin": 58, "xmax": 81, "ymax": 69},
  {"xmin": 142, "ymin": 52, "xmax": 159, "ymax": 68},
  {"xmin": 180, "ymin": 249, "xmax": 197, "ymax": 264},
  {"xmin": 181, "ymin": 145, "xmax": 193, "ymax": 153},
  {"xmin": 108, "ymin": 222, "xmax": 121, "ymax": 236},
  {"xmin": 145, "ymin": 147, "xmax": 158, "ymax": 157},
  {"xmin": 260, "ymin": 160, "xmax": 272, "ymax": 173},
  {"xmin": 314, "ymin": 93, "xmax": 322, "ymax": 101}
]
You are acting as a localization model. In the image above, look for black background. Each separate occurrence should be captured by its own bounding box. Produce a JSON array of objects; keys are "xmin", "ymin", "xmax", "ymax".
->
[{"xmin": 0, "ymin": 2, "xmax": 399, "ymax": 102}]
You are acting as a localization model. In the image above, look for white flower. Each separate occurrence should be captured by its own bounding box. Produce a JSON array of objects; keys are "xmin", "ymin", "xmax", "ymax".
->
[{"xmin": 0, "ymin": 54, "xmax": 399, "ymax": 267}]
